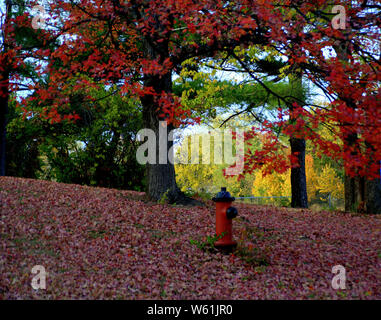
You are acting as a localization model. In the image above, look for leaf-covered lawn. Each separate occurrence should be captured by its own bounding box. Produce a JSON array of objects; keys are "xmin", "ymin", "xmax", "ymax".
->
[{"xmin": 0, "ymin": 177, "xmax": 380, "ymax": 299}]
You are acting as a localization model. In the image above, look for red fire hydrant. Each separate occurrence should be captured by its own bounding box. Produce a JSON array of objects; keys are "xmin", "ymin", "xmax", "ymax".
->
[{"xmin": 212, "ymin": 187, "xmax": 238, "ymax": 249}]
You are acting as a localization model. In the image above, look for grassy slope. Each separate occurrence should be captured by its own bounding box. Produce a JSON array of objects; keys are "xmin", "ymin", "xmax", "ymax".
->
[{"xmin": 0, "ymin": 176, "xmax": 380, "ymax": 299}]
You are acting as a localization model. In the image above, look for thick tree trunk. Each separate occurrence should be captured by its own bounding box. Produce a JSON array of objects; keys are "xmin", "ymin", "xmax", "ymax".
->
[
  {"xmin": 0, "ymin": 0, "xmax": 12, "ymax": 176},
  {"xmin": 364, "ymin": 145, "xmax": 381, "ymax": 214},
  {"xmin": 332, "ymin": 33, "xmax": 376, "ymax": 214},
  {"xmin": 345, "ymin": 175, "xmax": 381, "ymax": 214},
  {"xmin": 140, "ymin": 73, "xmax": 200, "ymax": 205},
  {"xmin": 365, "ymin": 177, "xmax": 381, "ymax": 214},
  {"xmin": 290, "ymin": 137, "xmax": 308, "ymax": 208},
  {"xmin": 342, "ymin": 129, "xmax": 381, "ymax": 214},
  {"xmin": 288, "ymin": 70, "xmax": 308, "ymax": 208},
  {"xmin": 0, "ymin": 72, "xmax": 9, "ymax": 177},
  {"xmin": 344, "ymin": 175, "xmax": 364, "ymax": 212},
  {"xmin": 342, "ymin": 132, "xmax": 369, "ymax": 213}
]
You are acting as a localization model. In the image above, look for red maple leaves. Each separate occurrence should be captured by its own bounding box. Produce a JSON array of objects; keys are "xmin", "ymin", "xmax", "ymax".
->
[
  {"xmin": 3, "ymin": 0, "xmax": 378, "ymax": 180},
  {"xmin": 1, "ymin": 176, "xmax": 380, "ymax": 299}
]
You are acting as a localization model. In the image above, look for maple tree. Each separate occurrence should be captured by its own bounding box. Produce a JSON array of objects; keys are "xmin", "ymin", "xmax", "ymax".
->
[
  {"xmin": 10, "ymin": 0, "xmax": 379, "ymax": 211},
  {"xmin": 211, "ymin": 1, "xmax": 381, "ymax": 212},
  {"xmin": 2, "ymin": 1, "xmax": 381, "ymax": 304},
  {"xmin": 24, "ymin": 0, "xmax": 272, "ymax": 203}
]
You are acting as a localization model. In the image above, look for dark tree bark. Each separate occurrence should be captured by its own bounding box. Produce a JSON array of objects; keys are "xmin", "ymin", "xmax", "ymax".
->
[
  {"xmin": 0, "ymin": 0, "xmax": 11, "ymax": 176},
  {"xmin": 343, "ymin": 133, "xmax": 363, "ymax": 212},
  {"xmin": 290, "ymin": 137, "xmax": 308, "ymax": 208},
  {"xmin": 288, "ymin": 70, "xmax": 308, "ymax": 208},
  {"xmin": 365, "ymin": 178, "xmax": 381, "ymax": 214},
  {"xmin": 0, "ymin": 72, "xmax": 9, "ymax": 177},
  {"xmin": 344, "ymin": 175, "xmax": 364, "ymax": 212},
  {"xmin": 344, "ymin": 173, "xmax": 381, "ymax": 214},
  {"xmin": 342, "ymin": 126, "xmax": 381, "ymax": 215},
  {"xmin": 363, "ymin": 143, "xmax": 381, "ymax": 214},
  {"xmin": 140, "ymin": 72, "xmax": 201, "ymax": 205}
]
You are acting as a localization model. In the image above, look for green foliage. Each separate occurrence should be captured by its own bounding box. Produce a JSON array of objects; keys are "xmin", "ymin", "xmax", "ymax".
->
[
  {"xmin": 157, "ymin": 189, "xmax": 170, "ymax": 204},
  {"xmin": 7, "ymin": 83, "xmax": 146, "ymax": 191},
  {"xmin": 189, "ymin": 233, "xmax": 226, "ymax": 251},
  {"xmin": 173, "ymin": 47, "xmax": 310, "ymax": 127},
  {"xmin": 175, "ymin": 121, "xmax": 256, "ymax": 198},
  {"xmin": 6, "ymin": 99, "xmax": 42, "ymax": 178},
  {"xmin": 41, "ymin": 89, "xmax": 145, "ymax": 190}
]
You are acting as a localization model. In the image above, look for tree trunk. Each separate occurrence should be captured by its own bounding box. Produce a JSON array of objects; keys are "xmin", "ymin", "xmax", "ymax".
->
[
  {"xmin": 344, "ymin": 175, "xmax": 364, "ymax": 212},
  {"xmin": 365, "ymin": 177, "xmax": 381, "ymax": 214},
  {"xmin": 364, "ymin": 144, "xmax": 381, "ymax": 214},
  {"xmin": 290, "ymin": 137, "xmax": 308, "ymax": 208},
  {"xmin": 332, "ymin": 32, "xmax": 371, "ymax": 213},
  {"xmin": 344, "ymin": 175, "xmax": 381, "ymax": 214},
  {"xmin": 140, "ymin": 73, "xmax": 200, "ymax": 205},
  {"xmin": 0, "ymin": 0, "xmax": 11, "ymax": 177},
  {"xmin": 0, "ymin": 71, "xmax": 9, "ymax": 177},
  {"xmin": 289, "ymin": 70, "xmax": 308, "ymax": 208}
]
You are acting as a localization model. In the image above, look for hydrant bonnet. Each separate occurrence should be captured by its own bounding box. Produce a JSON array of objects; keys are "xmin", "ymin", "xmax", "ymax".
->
[{"xmin": 212, "ymin": 187, "xmax": 235, "ymax": 202}]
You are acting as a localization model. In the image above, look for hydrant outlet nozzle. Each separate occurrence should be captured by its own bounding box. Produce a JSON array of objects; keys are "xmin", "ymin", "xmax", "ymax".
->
[{"xmin": 226, "ymin": 206, "xmax": 238, "ymax": 219}]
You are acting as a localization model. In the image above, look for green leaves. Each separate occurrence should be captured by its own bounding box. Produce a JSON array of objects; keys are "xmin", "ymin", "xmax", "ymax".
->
[{"xmin": 7, "ymin": 81, "xmax": 145, "ymax": 190}]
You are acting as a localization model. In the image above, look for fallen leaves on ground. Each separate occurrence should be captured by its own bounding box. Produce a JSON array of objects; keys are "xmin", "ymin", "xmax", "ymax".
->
[{"xmin": 0, "ymin": 177, "xmax": 380, "ymax": 299}]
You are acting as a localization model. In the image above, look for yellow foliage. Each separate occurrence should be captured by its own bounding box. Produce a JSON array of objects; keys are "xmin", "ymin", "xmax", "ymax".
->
[
  {"xmin": 306, "ymin": 155, "xmax": 319, "ymax": 199},
  {"xmin": 251, "ymin": 154, "xmax": 343, "ymax": 200},
  {"xmin": 316, "ymin": 165, "xmax": 344, "ymax": 199},
  {"xmin": 175, "ymin": 132, "xmax": 344, "ymax": 202},
  {"xmin": 175, "ymin": 132, "xmax": 254, "ymax": 196},
  {"xmin": 251, "ymin": 169, "xmax": 291, "ymax": 197}
]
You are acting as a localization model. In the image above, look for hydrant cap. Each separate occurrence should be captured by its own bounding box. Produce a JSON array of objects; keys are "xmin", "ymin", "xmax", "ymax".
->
[
  {"xmin": 212, "ymin": 187, "xmax": 235, "ymax": 202},
  {"xmin": 226, "ymin": 206, "xmax": 238, "ymax": 219}
]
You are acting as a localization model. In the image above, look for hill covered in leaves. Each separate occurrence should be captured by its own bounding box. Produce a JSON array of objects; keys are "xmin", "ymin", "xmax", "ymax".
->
[{"xmin": 0, "ymin": 177, "xmax": 380, "ymax": 299}]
